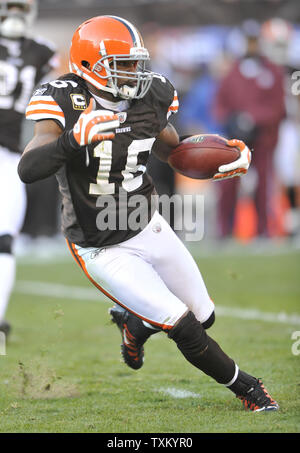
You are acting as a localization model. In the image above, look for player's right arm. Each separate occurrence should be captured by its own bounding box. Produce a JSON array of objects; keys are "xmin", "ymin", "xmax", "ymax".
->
[
  {"xmin": 24, "ymin": 119, "xmax": 62, "ymax": 154},
  {"xmin": 18, "ymin": 98, "xmax": 119, "ymax": 184},
  {"xmin": 18, "ymin": 118, "xmax": 70, "ymax": 183}
]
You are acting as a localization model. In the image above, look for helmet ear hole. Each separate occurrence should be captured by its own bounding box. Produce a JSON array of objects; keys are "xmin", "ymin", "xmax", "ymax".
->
[{"xmin": 81, "ymin": 60, "xmax": 91, "ymax": 70}]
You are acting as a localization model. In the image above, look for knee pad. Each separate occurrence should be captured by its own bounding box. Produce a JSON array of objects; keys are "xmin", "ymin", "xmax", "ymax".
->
[
  {"xmin": 168, "ymin": 311, "xmax": 208, "ymax": 355},
  {"xmin": 202, "ymin": 311, "xmax": 215, "ymax": 330},
  {"xmin": 0, "ymin": 234, "xmax": 13, "ymax": 254}
]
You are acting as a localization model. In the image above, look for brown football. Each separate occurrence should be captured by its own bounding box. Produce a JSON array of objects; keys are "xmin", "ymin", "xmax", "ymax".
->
[{"xmin": 168, "ymin": 134, "xmax": 240, "ymax": 180}]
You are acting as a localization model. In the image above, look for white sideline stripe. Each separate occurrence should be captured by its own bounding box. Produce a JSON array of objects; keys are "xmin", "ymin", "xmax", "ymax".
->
[
  {"xmin": 158, "ymin": 387, "xmax": 201, "ymax": 399},
  {"xmin": 14, "ymin": 280, "xmax": 102, "ymax": 302},
  {"xmin": 215, "ymin": 305, "xmax": 300, "ymax": 326},
  {"xmin": 13, "ymin": 280, "xmax": 300, "ymax": 326}
]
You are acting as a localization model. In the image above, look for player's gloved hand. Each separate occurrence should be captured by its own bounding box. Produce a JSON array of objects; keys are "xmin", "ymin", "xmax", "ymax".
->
[
  {"xmin": 213, "ymin": 139, "xmax": 252, "ymax": 180},
  {"xmin": 69, "ymin": 98, "xmax": 120, "ymax": 148}
]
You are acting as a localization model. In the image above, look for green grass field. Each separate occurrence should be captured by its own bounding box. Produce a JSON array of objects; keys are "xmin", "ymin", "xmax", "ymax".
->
[{"xmin": 0, "ymin": 244, "xmax": 299, "ymax": 433}]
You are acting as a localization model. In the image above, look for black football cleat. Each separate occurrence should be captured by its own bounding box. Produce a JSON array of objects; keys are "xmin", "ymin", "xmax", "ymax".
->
[
  {"xmin": 236, "ymin": 379, "xmax": 279, "ymax": 412},
  {"xmin": 0, "ymin": 321, "xmax": 11, "ymax": 337},
  {"xmin": 109, "ymin": 305, "xmax": 157, "ymax": 370}
]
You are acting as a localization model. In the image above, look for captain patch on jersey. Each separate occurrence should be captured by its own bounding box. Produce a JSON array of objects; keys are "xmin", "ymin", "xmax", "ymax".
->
[{"xmin": 70, "ymin": 93, "xmax": 87, "ymax": 110}]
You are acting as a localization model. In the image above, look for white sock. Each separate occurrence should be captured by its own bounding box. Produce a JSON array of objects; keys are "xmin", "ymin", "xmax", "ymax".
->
[
  {"xmin": 224, "ymin": 363, "xmax": 239, "ymax": 387},
  {"xmin": 0, "ymin": 254, "xmax": 16, "ymax": 321}
]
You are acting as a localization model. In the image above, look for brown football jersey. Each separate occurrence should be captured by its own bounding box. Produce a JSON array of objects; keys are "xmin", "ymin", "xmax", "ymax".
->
[{"xmin": 26, "ymin": 72, "xmax": 179, "ymax": 247}]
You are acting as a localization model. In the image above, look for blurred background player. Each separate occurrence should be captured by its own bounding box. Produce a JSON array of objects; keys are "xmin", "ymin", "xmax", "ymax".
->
[
  {"xmin": 262, "ymin": 18, "xmax": 300, "ymax": 239},
  {"xmin": 0, "ymin": 0, "xmax": 58, "ymax": 335},
  {"xmin": 213, "ymin": 19, "xmax": 286, "ymax": 239}
]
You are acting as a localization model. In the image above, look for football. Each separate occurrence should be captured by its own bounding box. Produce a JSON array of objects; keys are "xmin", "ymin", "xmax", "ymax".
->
[{"xmin": 168, "ymin": 134, "xmax": 240, "ymax": 180}]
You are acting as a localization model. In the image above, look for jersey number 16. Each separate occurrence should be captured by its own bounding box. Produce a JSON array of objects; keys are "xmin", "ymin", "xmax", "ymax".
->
[{"xmin": 89, "ymin": 137, "xmax": 156, "ymax": 195}]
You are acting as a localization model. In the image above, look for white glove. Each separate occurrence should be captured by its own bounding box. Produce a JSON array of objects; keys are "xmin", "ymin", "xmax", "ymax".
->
[
  {"xmin": 213, "ymin": 139, "xmax": 252, "ymax": 180},
  {"xmin": 72, "ymin": 98, "xmax": 120, "ymax": 147}
]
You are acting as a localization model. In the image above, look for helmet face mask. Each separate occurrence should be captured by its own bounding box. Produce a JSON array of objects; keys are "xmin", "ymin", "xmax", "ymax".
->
[
  {"xmin": 0, "ymin": 0, "xmax": 37, "ymax": 39},
  {"xmin": 69, "ymin": 15, "xmax": 154, "ymax": 100},
  {"xmin": 92, "ymin": 51, "xmax": 153, "ymax": 100}
]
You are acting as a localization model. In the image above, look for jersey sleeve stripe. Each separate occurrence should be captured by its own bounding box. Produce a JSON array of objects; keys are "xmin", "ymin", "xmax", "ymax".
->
[
  {"xmin": 26, "ymin": 104, "xmax": 64, "ymax": 114},
  {"xmin": 25, "ymin": 111, "xmax": 65, "ymax": 127},
  {"xmin": 28, "ymin": 99, "xmax": 59, "ymax": 106},
  {"xmin": 26, "ymin": 109, "xmax": 65, "ymax": 127},
  {"xmin": 27, "ymin": 96, "xmax": 63, "ymax": 113},
  {"xmin": 168, "ymin": 90, "xmax": 179, "ymax": 114},
  {"xmin": 26, "ymin": 108, "xmax": 64, "ymax": 117},
  {"xmin": 26, "ymin": 94, "xmax": 65, "ymax": 127},
  {"xmin": 28, "ymin": 95, "xmax": 58, "ymax": 102}
]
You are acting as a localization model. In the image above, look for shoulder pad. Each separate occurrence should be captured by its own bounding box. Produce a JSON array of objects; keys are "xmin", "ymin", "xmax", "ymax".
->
[
  {"xmin": 149, "ymin": 73, "xmax": 179, "ymax": 118},
  {"xmin": 25, "ymin": 75, "xmax": 89, "ymax": 128}
]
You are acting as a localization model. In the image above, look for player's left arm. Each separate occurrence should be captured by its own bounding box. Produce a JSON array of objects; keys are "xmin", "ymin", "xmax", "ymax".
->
[
  {"xmin": 153, "ymin": 125, "xmax": 252, "ymax": 181},
  {"xmin": 151, "ymin": 78, "xmax": 251, "ymax": 178},
  {"xmin": 152, "ymin": 122, "xmax": 180, "ymax": 163}
]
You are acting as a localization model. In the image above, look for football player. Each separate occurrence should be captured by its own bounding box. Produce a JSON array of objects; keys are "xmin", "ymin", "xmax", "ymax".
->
[
  {"xmin": 0, "ymin": 0, "xmax": 59, "ymax": 335},
  {"xmin": 18, "ymin": 15, "xmax": 278, "ymax": 412}
]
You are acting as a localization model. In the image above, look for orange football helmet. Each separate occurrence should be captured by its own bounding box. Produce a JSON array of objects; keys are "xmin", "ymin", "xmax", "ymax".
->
[{"xmin": 69, "ymin": 15, "xmax": 154, "ymax": 100}]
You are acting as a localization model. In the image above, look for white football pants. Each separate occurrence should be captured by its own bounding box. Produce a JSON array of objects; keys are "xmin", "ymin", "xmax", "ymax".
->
[
  {"xmin": 0, "ymin": 147, "xmax": 26, "ymax": 236},
  {"xmin": 68, "ymin": 211, "xmax": 214, "ymax": 330},
  {"xmin": 0, "ymin": 147, "xmax": 26, "ymax": 321}
]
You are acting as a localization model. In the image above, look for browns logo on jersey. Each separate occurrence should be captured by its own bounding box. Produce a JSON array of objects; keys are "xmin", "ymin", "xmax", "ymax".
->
[{"xmin": 26, "ymin": 72, "xmax": 179, "ymax": 247}]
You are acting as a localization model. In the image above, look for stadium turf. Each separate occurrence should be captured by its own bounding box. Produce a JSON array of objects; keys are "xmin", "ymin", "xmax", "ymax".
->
[{"xmin": 0, "ymin": 245, "xmax": 299, "ymax": 433}]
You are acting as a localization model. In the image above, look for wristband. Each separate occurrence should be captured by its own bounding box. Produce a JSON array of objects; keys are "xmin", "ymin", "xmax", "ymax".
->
[{"xmin": 66, "ymin": 129, "xmax": 81, "ymax": 150}]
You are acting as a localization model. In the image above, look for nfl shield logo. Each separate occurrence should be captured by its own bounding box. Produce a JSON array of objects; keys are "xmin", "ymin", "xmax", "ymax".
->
[{"xmin": 117, "ymin": 112, "xmax": 127, "ymax": 124}]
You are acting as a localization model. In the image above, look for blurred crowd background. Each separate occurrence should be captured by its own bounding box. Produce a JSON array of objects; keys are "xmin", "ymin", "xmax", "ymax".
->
[{"xmin": 19, "ymin": 0, "xmax": 300, "ymax": 251}]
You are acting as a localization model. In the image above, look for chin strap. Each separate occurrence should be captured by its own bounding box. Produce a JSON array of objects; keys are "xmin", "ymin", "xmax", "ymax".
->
[{"xmin": 119, "ymin": 84, "xmax": 138, "ymax": 99}]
